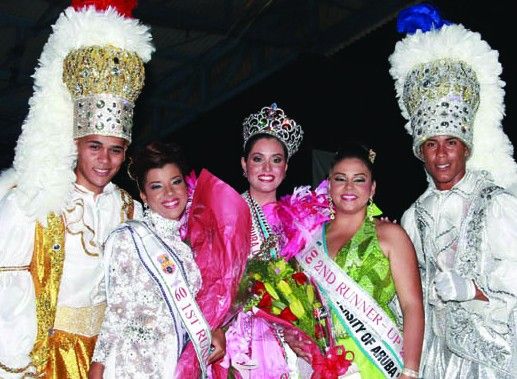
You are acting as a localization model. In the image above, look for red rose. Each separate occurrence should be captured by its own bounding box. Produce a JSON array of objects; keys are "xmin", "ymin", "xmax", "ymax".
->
[
  {"xmin": 292, "ymin": 272, "xmax": 308, "ymax": 285},
  {"xmin": 258, "ymin": 292, "xmax": 273, "ymax": 309},
  {"xmin": 279, "ymin": 307, "xmax": 298, "ymax": 322},
  {"xmin": 314, "ymin": 323, "xmax": 325, "ymax": 339},
  {"xmin": 252, "ymin": 281, "xmax": 266, "ymax": 295}
]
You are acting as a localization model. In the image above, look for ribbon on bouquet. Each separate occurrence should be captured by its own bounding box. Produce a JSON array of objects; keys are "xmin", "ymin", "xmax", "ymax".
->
[{"xmin": 252, "ymin": 307, "xmax": 353, "ymax": 378}]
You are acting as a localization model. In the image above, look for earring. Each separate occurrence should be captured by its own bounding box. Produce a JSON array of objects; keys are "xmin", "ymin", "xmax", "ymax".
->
[
  {"xmin": 328, "ymin": 195, "xmax": 335, "ymax": 220},
  {"xmin": 143, "ymin": 202, "xmax": 150, "ymax": 218},
  {"xmin": 366, "ymin": 197, "xmax": 382, "ymax": 221},
  {"xmin": 243, "ymin": 170, "xmax": 247, "ymax": 178}
]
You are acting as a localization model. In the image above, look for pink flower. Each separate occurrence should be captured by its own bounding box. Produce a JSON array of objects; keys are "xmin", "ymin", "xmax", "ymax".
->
[{"xmin": 263, "ymin": 179, "xmax": 331, "ymax": 260}]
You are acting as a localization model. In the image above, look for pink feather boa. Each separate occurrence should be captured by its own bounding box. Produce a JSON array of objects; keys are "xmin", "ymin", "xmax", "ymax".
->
[{"xmin": 265, "ymin": 180, "xmax": 331, "ymax": 260}]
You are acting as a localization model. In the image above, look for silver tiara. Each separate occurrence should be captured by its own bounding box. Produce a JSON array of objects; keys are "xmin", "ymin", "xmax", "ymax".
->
[{"xmin": 242, "ymin": 103, "xmax": 304, "ymax": 158}]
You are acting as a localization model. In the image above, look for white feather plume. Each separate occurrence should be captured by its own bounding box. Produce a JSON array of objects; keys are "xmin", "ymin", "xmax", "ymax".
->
[{"xmin": 1, "ymin": 6, "xmax": 154, "ymax": 222}]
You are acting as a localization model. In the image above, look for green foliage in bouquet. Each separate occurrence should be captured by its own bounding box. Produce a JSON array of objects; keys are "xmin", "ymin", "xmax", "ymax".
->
[{"xmin": 239, "ymin": 256, "xmax": 330, "ymax": 352}]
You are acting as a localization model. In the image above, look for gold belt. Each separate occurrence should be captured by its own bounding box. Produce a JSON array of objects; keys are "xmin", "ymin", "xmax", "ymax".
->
[
  {"xmin": 53, "ymin": 303, "xmax": 107, "ymax": 337},
  {"xmin": 0, "ymin": 265, "xmax": 30, "ymax": 272}
]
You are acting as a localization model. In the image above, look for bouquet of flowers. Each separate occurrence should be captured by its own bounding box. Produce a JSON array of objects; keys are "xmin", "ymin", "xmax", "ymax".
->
[
  {"xmin": 236, "ymin": 180, "xmax": 354, "ymax": 377},
  {"xmin": 240, "ymin": 257, "xmax": 331, "ymax": 352}
]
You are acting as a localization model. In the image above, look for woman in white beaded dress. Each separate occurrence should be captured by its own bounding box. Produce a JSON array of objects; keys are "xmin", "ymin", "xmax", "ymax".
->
[{"xmin": 89, "ymin": 142, "xmax": 248, "ymax": 378}]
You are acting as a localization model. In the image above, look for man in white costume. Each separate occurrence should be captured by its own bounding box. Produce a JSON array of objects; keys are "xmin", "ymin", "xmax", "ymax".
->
[
  {"xmin": 0, "ymin": 1, "xmax": 154, "ymax": 377},
  {"xmin": 389, "ymin": 4, "xmax": 517, "ymax": 378}
]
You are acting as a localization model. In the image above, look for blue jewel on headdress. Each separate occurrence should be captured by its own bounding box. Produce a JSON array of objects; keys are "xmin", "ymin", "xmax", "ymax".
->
[
  {"xmin": 266, "ymin": 102, "xmax": 278, "ymax": 119},
  {"xmin": 158, "ymin": 254, "xmax": 176, "ymax": 274},
  {"xmin": 397, "ymin": 3, "xmax": 451, "ymax": 34}
]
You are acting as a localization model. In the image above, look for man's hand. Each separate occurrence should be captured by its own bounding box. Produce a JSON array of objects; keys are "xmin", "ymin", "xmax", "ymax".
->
[{"xmin": 434, "ymin": 271, "xmax": 476, "ymax": 301}]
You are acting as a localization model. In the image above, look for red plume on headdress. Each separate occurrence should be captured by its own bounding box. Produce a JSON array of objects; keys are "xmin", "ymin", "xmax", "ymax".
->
[{"xmin": 71, "ymin": 0, "xmax": 137, "ymax": 18}]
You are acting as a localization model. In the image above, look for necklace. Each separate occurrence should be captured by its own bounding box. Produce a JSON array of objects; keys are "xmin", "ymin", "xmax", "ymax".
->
[{"xmin": 242, "ymin": 191, "xmax": 278, "ymax": 259}]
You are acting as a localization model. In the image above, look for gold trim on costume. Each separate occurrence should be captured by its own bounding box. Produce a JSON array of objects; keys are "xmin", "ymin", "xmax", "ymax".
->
[
  {"xmin": 0, "ymin": 360, "xmax": 36, "ymax": 376},
  {"xmin": 119, "ymin": 188, "xmax": 134, "ymax": 222},
  {"xmin": 29, "ymin": 213, "xmax": 66, "ymax": 375},
  {"xmin": 53, "ymin": 303, "xmax": 107, "ymax": 337},
  {"xmin": 0, "ymin": 265, "xmax": 30, "ymax": 272},
  {"xmin": 65, "ymin": 199, "xmax": 99, "ymax": 257}
]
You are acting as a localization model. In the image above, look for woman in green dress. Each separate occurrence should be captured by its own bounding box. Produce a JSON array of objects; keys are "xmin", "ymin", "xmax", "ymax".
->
[{"xmin": 294, "ymin": 142, "xmax": 424, "ymax": 378}]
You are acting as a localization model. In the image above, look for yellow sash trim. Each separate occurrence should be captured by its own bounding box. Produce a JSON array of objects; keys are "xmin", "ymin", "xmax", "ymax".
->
[
  {"xmin": 29, "ymin": 213, "xmax": 66, "ymax": 374},
  {"xmin": 53, "ymin": 303, "xmax": 107, "ymax": 337}
]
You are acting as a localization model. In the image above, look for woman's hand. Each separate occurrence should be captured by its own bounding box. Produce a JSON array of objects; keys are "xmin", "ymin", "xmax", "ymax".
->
[
  {"xmin": 283, "ymin": 328, "xmax": 312, "ymax": 363},
  {"xmin": 208, "ymin": 328, "xmax": 226, "ymax": 364},
  {"xmin": 88, "ymin": 362, "xmax": 104, "ymax": 379}
]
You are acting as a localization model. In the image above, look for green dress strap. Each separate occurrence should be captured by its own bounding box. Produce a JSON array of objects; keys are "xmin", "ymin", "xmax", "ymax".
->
[{"xmin": 325, "ymin": 216, "xmax": 397, "ymax": 378}]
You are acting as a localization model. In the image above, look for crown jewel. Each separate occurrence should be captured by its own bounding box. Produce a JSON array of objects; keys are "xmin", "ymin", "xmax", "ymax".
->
[
  {"xmin": 242, "ymin": 103, "xmax": 304, "ymax": 158},
  {"xmin": 63, "ymin": 44, "xmax": 145, "ymax": 143}
]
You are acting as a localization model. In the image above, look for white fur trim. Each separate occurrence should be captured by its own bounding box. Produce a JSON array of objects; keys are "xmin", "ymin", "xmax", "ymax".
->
[
  {"xmin": 389, "ymin": 24, "xmax": 517, "ymax": 189},
  {"xmin": 0, "ymin": 168, "xmax": 18, "ymax": 200},
  {"xmin": 10, "ymin": 6, "xmax": 154, "ymax": 222}
]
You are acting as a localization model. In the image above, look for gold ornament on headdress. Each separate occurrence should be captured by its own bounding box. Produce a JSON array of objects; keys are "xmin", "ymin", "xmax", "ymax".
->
[
  {"xmin": 63, "ymin": 45, "xmax": 145, "ymax": 143},
  {"xmin": 368, "ymin": 148, "xmax": 376, "ymax": 164}
]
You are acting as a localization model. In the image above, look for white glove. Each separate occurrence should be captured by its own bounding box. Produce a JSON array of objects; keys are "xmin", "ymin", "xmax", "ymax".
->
[{"xmin": 434, "ymin": 271, "xmax": 476, "ymax": 302}]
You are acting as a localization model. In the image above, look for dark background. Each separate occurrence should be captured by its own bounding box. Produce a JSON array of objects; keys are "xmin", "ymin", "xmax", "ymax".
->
[
  {"xmin": 4, "ymin": 0, "xmax": 515, "ymax": 220},
  {"xmin": 153, "ymin": 0, "xmax": 516, "ymax": 220}
]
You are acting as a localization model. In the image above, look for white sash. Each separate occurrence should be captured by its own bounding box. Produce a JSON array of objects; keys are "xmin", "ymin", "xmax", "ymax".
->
[
  {"xmin": 128, "ymin": 221, "xmax": 212, "ymax": 377},
  {"xmin": 249, "ymin": 221, "xmax": 263, "ymax": 257},
  {"xmin": 297, "ymin": 226, "xmax": 404, "ymax": 378},
  {"xmin": 242, "ymin": 192, "xmax": 277, "ymax": 259}
]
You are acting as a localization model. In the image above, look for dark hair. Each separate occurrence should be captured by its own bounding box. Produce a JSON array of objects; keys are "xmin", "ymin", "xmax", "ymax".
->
[
  {"xmin": 242, "ymin": 133, "xmax": 288, "ymax": 160},
  {"xmin": 330, "ymin": 142, "xmax": 376, "ymax": 179},
  {"xmin": 128, "ymin": 141, "xmax": 190, "ymax": 191}
]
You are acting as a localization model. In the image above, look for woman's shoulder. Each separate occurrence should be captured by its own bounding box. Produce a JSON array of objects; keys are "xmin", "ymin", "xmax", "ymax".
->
[
  {"xmin": 375, "ymin": 219, "xmax": 406, "ymax": 237},
  {"xmin": 374, "ymin": 219, "xmax": 413, "ymax": 256},
  {"xmin": 106, "ymin": 221, "xmax": 139, "ymax": 243}
]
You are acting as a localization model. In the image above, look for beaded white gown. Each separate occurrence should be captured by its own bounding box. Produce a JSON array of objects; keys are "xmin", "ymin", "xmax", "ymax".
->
[{"xmin": 92, "ymin": 210, "xmax": 202, "ymax": 378}]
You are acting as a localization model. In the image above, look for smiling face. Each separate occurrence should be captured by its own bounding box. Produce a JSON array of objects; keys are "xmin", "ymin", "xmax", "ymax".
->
[
  {"xmin": 420, "ymin": 135, "xmax": 468, "ymax": 190},
  {"xmin": 241, "ymin": 136, "xmax": 288, "ymax": 204},
  {"xmin": 75, "ymin": 135, "xmax": 127, "ymax": 194},
  {"xmin": 329, "ymin": 158, "xmax": 376, "ymax": 216},
  {"xmin": 140, "ymin": 163, "xmax": 188, "ymax": 220}
]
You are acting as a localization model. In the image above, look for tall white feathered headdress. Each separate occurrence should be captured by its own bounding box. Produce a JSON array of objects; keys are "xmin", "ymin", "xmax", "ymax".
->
[
  {"xmin": 0, "ymin": 0, "xmax": 154, "ymax": 222},
  {"xmin": 389, "ymin": 3, "xmax": 517, "ymax": 189}
]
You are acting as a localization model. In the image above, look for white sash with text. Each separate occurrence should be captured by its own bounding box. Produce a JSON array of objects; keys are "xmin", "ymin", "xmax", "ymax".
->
[
  {"xmin": 129, "ymin": 221, "xmax": 212, "ymax": 377},
  {"xmin": 297, "ymin": 228, "xmax": 404, "ymax": 378}
]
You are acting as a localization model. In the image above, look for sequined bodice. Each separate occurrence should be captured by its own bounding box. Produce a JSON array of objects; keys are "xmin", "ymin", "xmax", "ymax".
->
[
  {"xmin": 329, "ymin": 218, "xmax": 396, "ymax": 323},
  {"xmin": 144, "ymin": 210, "xmax": 202, "ymax": 294}
]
